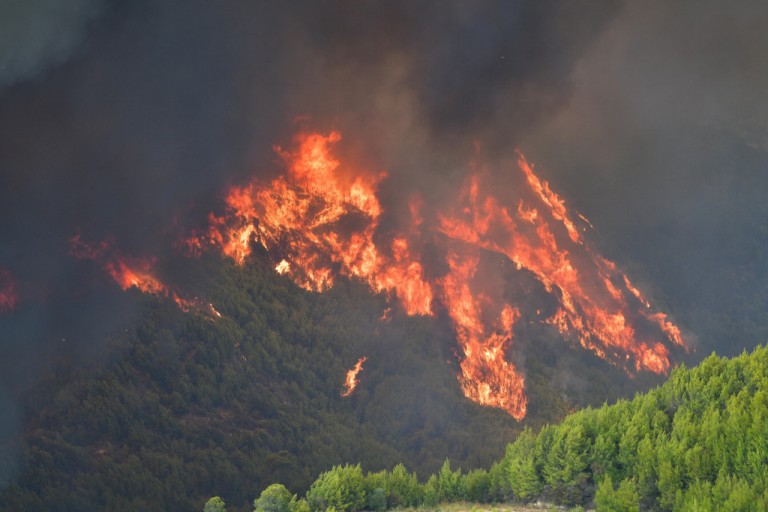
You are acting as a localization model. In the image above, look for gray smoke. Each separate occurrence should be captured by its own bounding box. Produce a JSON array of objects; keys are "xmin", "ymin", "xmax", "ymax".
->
[
  {"xmin": 0, "ymin": 0, "xmax": 767, "ymax": 489},
  {"xmin": 0, "ymin": 0, "xmax": 105, "ymax": 87},
  {"xmin": 521, "ymin": 0, "xmax": 768, "ymax": 355}
]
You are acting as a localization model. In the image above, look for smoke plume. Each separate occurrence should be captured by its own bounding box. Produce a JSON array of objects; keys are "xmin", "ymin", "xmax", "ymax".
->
[{"xmin": 0, "ymin": 0, "xmax": 766, "ymax": 488}]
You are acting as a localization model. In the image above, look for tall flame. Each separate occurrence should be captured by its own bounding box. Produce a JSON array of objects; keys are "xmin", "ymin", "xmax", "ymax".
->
[
  {"xmin": 440, "ymin": 253, "xmax": 526, "ymax": 417},
  {"xmin": 70, "ymin": 235, "xmax": 220, "ymax": 317},
  {"xmin": 342, "ymin": 356, "xmax": 368, "ymax": 397},
  {"xmin": 438, "ymin": 155, "xmax": 686, "ymax": 376},
  {"xmin": 187, "ymin": 130, "xmax": 688, "ymax": 420},
  {"xmin": 0, "ymin": 267, "xmax": 17, "ymax": 313},
  {"xmin": 187, "ymin": 131, "xmax": 433, "ymax": 316}
]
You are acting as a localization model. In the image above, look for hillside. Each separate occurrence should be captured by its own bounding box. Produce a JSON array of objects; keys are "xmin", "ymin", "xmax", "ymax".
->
[
  {"xmin": 0, "ymin": 250, "xmax": 648, "ymax": 512},
  {"xmin": 235, "ymin": 346, "xmax": 768, "ymax": 512},
  {"xmin": 1, "ymin": 2, "xmax": 766, "ymax": 512},
  {"xmin": 499, "ymin": 346, "xmax": 768, "ymax": 509}
]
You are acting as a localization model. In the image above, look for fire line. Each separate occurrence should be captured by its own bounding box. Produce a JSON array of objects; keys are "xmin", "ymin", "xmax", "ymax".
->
[{"xmin": 179, "ymin": 130, "xmax": 687, "ymax": 419}]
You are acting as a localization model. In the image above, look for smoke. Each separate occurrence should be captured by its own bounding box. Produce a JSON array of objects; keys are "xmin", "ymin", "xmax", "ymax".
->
[
  {"xmin": 0, "ymin": 0, "xmax": 105, "ymax": 87},
  {"xmin": 520, "ymin": 0, "xmax": 768, "ymax": 355},
  {"xmin": 0, "ymin": 0, "xmax": 766, "ymax": 487},
  {"xmin": 0, "ymin": 0, "xmax": 622, "ymax": 337},
  {"xmin": 0, "ymin": 385, "xmax": 20, "ymax": 490}
]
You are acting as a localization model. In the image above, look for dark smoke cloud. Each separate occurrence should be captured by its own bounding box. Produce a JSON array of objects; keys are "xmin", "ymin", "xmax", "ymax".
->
[
  {"xmin": 1, "ymin": 0, "xmax": 765, "ymax": 487},
  {"xmin": 0, "ymin": 1, "xmax": 623, "ymax": 483},
  {"xmin": 520, "ymin": 0, "xmax": 768, "ymax": 355},
  {"xmin": 0, "ymin": 0, "xmax": 621, "ymax": 319}
]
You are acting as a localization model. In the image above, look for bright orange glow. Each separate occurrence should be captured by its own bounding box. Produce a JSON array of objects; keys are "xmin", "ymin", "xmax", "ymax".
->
[
  {"xmin": 275, "ymin": 259, "xmax": 291, "ymax": 275},
  {"xmin": 186, "ymin": 131, "xmax": 433, "ymax": 316},
  {"xmin": 440, "ymin": 252, "xmax": 526, "ymax": 419},
  {"xmin": 69, "ymin": 235, "xmax": 218, "ymax": 317},
  {"xmin": 190, "ymin": 130, "xmax": 688, "ymax": 418},
  {"xmin": 0, "ymin": 267, "xmax": 17, "ymax": 313},
  {"xmin": 342, "ymin": 356, "xmax": 367, "ymax": 397},
  {"xmin": 438, "ymin": 153, "xmax": 687, "ymax": 376}
]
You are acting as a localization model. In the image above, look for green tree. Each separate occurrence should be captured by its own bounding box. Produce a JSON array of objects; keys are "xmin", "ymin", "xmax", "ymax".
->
[
  {"xmin": 673, "ymin": 480, "xmax": 713, "ymax": 511},
  {"xmin": 367, "ymin": 488, "xmax": 386, "ymax": 512},
  {"xmin": 634, "ymin": 436, "xmax": 658, "ymax": 507},
  {"xmin": 254, "ymin": 484, "xmax": 294, "ymax": 512},
  {"xmin": 386, "ymin": 464, "xmax": 421, "ymax": 508},
  {"xmin": 306, "ymin": 464, "xmax": 366, "ymax": 512},
  {"xmin": 204, "ymin": 496, "xmax": 226, "ymax": 512},
  {"xmin": 462, "ymin": 469, "xmax": 491, "ymax": 503},
  {"xmin": 422, "ymin": 475, "xmax": 439, "ymax": 507},
  {"xmin": 436, "ymin": 459, "xmax": 463, "ymax": 502},
  {"xmin": 291, "ymin": 499, "xmax": 311, "ymax": 512},
  {"xmin": 594, "ymin": 475, "xmax": 639, "ymax": 512},
  {"xmin": 364, "ymin": 469, "xmax": 388, "ymax": 510},
  {"xmin": 543, "ymin": 423, "xmax": 590, "ymax": 505},
  {"xmin": 505, "ymin": 428, "xmax": 541, "ymax": 501},
  {"xmin": 487, "ymin": 461, "xmax": 513, "ymax": 502}
]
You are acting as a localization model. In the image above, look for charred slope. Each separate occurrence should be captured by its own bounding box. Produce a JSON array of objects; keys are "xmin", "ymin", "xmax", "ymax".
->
[{"xmin": 0, "ymin": 252, "xmax": 649, "ymax": 512}]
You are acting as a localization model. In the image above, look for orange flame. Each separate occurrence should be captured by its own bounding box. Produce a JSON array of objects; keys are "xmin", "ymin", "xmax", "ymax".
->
[
  {"xmin": 440, "ymin": 253, "xmax": 526, "ymax": 418},
  {"xmin": 0, "ymin": 267, "xmax": 17, "ymax": 313},
  {"xmin": 186, "ymin": 131, "xmax": 433, "ymax": 316},
  {"xmin": 342, "ymin": 356, "xmax": 368, "ymax": 397},
  {"xmin": 275, "ymin": 259, "xmax": 291, "ymax": 275},
  {"xmin": 438, "ymin": 154, "xmax": 687, "ymax": 377},
  {"xmin": 189, "ymin": 130, "xmax": 688, "ymax": 419},
  {"xmin": 70, "ymin": 235, "xmax": 218, "ymax": 316}
]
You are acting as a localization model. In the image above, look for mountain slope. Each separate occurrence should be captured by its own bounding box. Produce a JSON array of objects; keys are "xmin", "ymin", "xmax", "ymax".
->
[
  {"xmin": 239, "ymin": 346, "xmax": 768, "ymax": 512},
  {"xmin": 0, "ymin": 250, "xmax": 649, "ymax": 512}
]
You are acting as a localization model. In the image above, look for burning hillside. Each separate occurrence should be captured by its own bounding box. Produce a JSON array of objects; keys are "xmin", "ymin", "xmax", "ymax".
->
[
  {"xmin": 181, "ymin": 129, "xmax": 688, "ymax": 420},
  {"xmin": 70, "ymin": 234, "xmax": 221, "ymax": 318}
]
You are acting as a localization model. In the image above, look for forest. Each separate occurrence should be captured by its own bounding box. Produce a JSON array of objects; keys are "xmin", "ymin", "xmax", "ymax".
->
[
  {"xmin": 0, "ymin": 251, "xmax": 650, "ymax": 512},
  {"xmin": 1, "ymin": 2, "xmax": 767, "ymax": 512},
  {"xmin": 221, "ymin": 346, "xmax": 768, "ymax": 512}
]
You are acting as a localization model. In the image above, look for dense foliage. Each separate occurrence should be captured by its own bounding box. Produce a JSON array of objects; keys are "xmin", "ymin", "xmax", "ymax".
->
[
  {"xmin": 227, "ymin": 347, "xmax": 768, "ymax": 511},
  {"xmin": 0, "ymin": 251, "xmax": 657, "ymax": 511},
  {"xmin": 0, "ymin": 254, "xmax": 516, "ymax": 512},
  {"xmin": 510, "ymin": 346, "xmax": 768, "ymax": 510}
]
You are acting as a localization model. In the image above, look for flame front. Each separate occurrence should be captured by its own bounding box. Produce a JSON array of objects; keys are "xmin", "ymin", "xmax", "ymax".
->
[
  {"xmin": 187, "ymin": 131, "xmax": 433, "ymax": 316},
  {"xmin": 70, "ymin": 235, "xmax": 219, "ymax": 316},
  {"xmin": 0, "ymin": 267, "xmax": 17, "ymax": 313},
  {"xmin": 440, "ymin": 253, "xmax": 526, "ymax": 417},
  {"xmin": 438, "ymin": 155, "xmax": 686, "ymax": 377},
  {"xmin": 342, "ymin": 356, "xmax": 367, "ymax": 397},
  {"xmin": 187, "ymin": 130, "xmax": 688, "ymax": 419}
]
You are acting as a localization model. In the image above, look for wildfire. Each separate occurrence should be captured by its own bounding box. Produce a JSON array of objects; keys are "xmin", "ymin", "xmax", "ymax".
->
[
  {"xmin": 69, "ymin": 235, "xmax": 219, "ymax": 317},
  {"xmin": 0, "ymin": 267, "xmax": 17, "ymax": 313},
  {"xmin": 438, "ymin": 154, "xmax": 687, "ymax": 378},
  {"xmin": 275, "ymin": 259, "xmax": 291, "ymax": 275},
  {"xmin": 187, "ymin": 129, "xmax": 688, "ymax": 419},
  {"xmin": 440, "ymin": 253, "xmax": 526, "ymax": 418},
  {"xmin": 342, "ymin": 356, "xmax": 368, "ymax": 397},
  {"xmin": 186, "ymin": 131, "xmax": 433, "ymax": 316}
]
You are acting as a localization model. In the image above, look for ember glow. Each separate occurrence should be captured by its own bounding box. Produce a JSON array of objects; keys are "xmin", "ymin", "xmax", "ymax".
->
[
  {"xmin": 0, "ymin": 267, "xmax": 17, "ymax": 313},
  {"xmin": 70, "ymin": 235, "xmax": 220, "ymax": 317},
  {"xmin": 187, "ymin": 130, "xmax": 688, "ymax": 419},
  {"xmin": 342, "ymin": 356, "xmax": 368, "ymax": 397}
]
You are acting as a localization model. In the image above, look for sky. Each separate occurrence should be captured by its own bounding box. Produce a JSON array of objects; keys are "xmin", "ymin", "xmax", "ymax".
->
[{"xmin": 1, "ymin": 0, "xmax": 767, "ymax": 480}]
